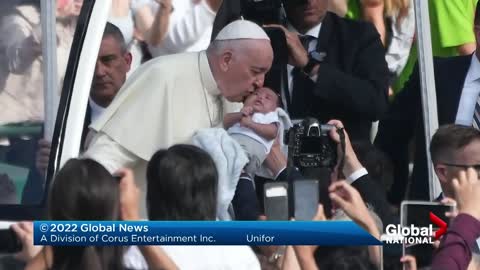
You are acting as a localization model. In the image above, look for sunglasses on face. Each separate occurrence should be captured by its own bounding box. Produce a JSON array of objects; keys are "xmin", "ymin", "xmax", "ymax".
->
[{"xmin": 439, "ymin": 163, "xmax": 480, "ymax": 175}]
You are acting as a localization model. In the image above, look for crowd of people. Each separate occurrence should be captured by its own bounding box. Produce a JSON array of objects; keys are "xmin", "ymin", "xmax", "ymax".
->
[{"xmin": 1, "ymin": 0, "xmax": 480, "ymax": 269}]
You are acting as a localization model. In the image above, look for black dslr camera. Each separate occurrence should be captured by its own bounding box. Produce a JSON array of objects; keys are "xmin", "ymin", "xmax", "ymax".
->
[
  {"xmin": 279, "ymin": 117, "xmax": 338, "ymax": 219},
  {"xmin": 242, "ymin": 0, "xmax": 308, "ymax": 25},
  {"xmin": 285, "ymin": 117, "xmax": 337, "ymax": 170}
]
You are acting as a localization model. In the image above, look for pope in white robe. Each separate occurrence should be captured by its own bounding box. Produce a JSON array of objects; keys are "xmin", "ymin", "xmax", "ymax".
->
[{"xmin": 83, "ymin": 20, "xmax": 274, "ymax": 217}]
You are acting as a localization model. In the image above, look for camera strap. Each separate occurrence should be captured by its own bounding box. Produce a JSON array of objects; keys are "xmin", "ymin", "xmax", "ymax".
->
[{"xmin": 336, "ymin": 127, "xmax": 346, "ymax": 174}]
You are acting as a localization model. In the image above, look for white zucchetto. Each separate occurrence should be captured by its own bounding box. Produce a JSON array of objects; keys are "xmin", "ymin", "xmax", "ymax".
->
[{"xmin": 215, "ymin": 20, "xmax": 270, "ymax": 41}]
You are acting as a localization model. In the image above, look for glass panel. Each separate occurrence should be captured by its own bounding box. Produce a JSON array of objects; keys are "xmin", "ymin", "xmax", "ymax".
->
[{"xmin": 0, "ymin": 0, "xmax": 84, "ymax": 205}]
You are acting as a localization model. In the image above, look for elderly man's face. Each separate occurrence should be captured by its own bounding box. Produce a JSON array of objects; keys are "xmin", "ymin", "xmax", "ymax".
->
[
  {"xmin": 285, "ymin": 0, "xmax": 329, "ymax": 32},
  {"xmin": 220, "ymin": 40, "xmax": 274, "ymax": 102},
  {"xmin": 91, "ymin": 36, "xmax": 131, "ymax": 107}
]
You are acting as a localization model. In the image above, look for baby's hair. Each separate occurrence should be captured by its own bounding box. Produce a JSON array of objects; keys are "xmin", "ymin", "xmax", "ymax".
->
[
  {"xmin": 244, "ymin": 87, "xmax": 284, "ymax": 109},
  {"xmin": 262, "ymin": 86, "xmax": 282, "ymax": 108}
]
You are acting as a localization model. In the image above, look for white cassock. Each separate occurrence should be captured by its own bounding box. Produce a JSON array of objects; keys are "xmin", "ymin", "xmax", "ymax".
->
[{"xmin": 83, "ymin": 51, "xmax": 241, "ymax": 217}]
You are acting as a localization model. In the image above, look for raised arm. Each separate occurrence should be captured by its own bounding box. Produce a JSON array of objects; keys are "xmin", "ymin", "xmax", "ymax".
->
[
  {"xmin": 329, "ymin": 181, "xmax": 382, "ymax": 267},
  {"xmin": 148, "ymin": 0, "xmax": 217, "ymax": 55},
  {"xmin": 145, "ymin": 0, "xmax": 173, "ymax": 46}
]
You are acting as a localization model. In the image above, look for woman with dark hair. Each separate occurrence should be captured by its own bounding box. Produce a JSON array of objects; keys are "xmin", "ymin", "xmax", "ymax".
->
[
  {"xmin": 21, "ymin": 158, "xmax": 177, "ymax": 270},
  {"xmin": 145, "ymin": 144, "xmax": 261, "ymax": 269},
  {"xmin": 147, "ymin": 144, "xmax": 218, "ymax": 221},
  {"xmin": 47, "ymin": 159, "xmax": 123, "ymax": 270}
]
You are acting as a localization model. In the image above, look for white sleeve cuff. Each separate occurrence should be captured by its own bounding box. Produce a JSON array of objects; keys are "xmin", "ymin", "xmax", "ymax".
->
[{"xmin": 346, "ymin": 168, "xmax": 368, "ymax": 184}]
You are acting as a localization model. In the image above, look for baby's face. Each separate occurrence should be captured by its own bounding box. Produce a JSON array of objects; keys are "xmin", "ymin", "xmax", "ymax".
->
[{"xmin": 244, "ymin": 87, "xmax": 279, "ymax": 113}]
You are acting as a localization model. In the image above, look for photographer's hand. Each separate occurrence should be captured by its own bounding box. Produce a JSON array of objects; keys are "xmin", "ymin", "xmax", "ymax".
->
[
  {"xmin": 326, "ymin": 120, "xmax": 363, "ymax": 177},
  {"xmin": 263, "ymin": 24, "xmax": 308, "ymax": 68}
]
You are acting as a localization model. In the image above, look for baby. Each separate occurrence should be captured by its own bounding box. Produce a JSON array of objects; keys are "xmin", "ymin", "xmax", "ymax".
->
[{"xmin": 224, "ymin": 87, "xmax": 280, "ymax": 179}]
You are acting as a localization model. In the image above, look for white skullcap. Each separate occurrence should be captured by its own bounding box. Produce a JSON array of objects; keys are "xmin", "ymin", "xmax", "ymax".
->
[{"xmin": 215, "ymin": 20, "xmax": 270, "ymax": 41}]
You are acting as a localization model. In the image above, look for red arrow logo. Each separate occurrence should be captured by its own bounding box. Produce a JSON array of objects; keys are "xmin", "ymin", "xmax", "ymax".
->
[{"xmin": 430, "ymin": 212, "xmax": 447, "ymax": 240}]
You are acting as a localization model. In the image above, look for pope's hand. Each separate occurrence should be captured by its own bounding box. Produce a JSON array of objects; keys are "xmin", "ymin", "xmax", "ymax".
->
[
  {"xmin": 241, "ymin": 106, "xmax": 254, "ymax": 116},
  {"xmin": 240, "ymin": 116, "xmax": 253, "ymax": 127}
]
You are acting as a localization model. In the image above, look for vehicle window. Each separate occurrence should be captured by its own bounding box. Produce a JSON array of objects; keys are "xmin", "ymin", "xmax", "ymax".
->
[{"xmin": 0, "ymin": 0, "xmax": 84, "ymax": 207}]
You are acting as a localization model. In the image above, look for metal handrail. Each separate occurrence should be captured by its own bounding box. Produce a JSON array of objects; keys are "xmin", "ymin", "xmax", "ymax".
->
[
  {"xmin": 41, "ymin": 0, "xmax": 59, "ymax": 140},
  {"xmin": 414, "ymin": 0, "xmax": 442, "ymax": 200}
]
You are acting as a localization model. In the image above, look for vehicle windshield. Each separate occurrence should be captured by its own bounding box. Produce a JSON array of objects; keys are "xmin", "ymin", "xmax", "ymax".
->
[{"xmin": 0, "ymin": 0, "xmax": 84, "ymax": 208}]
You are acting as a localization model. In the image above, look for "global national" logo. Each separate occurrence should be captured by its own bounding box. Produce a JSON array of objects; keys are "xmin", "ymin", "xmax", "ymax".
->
[{"xmin": 381, "ymin": 212, "xmax": 448, "ymax": 245}]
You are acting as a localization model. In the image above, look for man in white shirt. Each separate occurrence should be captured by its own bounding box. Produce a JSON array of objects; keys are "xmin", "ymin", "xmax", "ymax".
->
[
  {"xmin": 147, "ymin": 0, "xmax": 223, "ymax": 57},
  {"xmin": 83, "ymin": 20, "xmax": 274, "ymax": 216},
  {"xmin": 375, "ymin": 1, "xmax": 480, "ymax": 203},
  {"xmin": 88, "ymin": 23, "xmax": 133, "ymax": 126}
]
